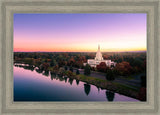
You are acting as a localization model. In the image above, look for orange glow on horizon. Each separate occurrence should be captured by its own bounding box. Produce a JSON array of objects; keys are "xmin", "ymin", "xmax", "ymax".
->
[
  {"xmin": 14, "ymin": 47, "xmax": 146, "ymax": 52},
  {"xmin": 14, "ymin": 40, "xmax": 146, "ymax": 52}
]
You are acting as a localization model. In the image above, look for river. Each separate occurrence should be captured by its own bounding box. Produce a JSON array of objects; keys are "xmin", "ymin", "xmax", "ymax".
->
[{"xmin": 14, "ymin": 65, "xmax": 139, "ymax": 101}]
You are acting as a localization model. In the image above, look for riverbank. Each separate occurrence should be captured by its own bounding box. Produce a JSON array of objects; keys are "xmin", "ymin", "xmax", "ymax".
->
[
  {"xmin": 14, "ymin": 63, "xmax": 142, "ymax": 101},
  {"xmin": 65, "ymin": 73, "xmax": 139, "ymax": 100}
]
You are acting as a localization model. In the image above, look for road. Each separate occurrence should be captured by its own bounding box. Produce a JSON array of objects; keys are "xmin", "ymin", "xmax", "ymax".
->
[{"xmin": 73, "ymin": 68, "xmax": 141, "ymax": 89}]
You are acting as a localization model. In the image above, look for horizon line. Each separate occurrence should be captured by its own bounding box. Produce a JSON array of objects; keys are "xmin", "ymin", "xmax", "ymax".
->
[{"xmin": 14, "ymin": 50, "xmax": 147, "ymax": 53}]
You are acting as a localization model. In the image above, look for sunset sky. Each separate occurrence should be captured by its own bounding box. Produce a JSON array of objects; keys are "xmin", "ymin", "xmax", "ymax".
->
[{"xmin": 14, "ymin": 13, "xmax": 146, "ymax": 52}]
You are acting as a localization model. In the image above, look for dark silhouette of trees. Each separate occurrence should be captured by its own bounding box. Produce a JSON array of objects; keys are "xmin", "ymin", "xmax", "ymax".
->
[
  {"xmin": 84, "ymin": 84, "xmax": 91, "ymax": 96},
  {"xmin": 105, "ymin": 91, "xmax": 115, "ymax": 101},
  {"xmin": 66, "ymin": 71, "xmax": 74, "ymax": 77},
  {"xmin": 84, "ymin": 64, "xmax": 91, "ymax": 75},
  {"xmin": 42, "ymin": 63, "xmax": 50, "ymax": 71},
  {"xmin": 141, "ymin": 75, "xmax": 146, "ymax": 87},
  {"xmin": 58, "ymin": 67, "xmax": 65, "ymax": 76},
  {"xmin": 76, "ymin": 69, "xmax": 80, "ymax": 75},
  {"xmin": 137, "ymin": 75, "xmax": 146, "ymax": 101},
  {"xmin": 106, "ymin": 69, "xmax": 115, "ymax": 81},
  {"xmin": 23, "ymin": 58, "xmax": 34, "ymax": 65},
  {"xmin": 137, "ymin": 87, "xmax": 146, "ymax": 101},
  {"xmin": 69, "ymin": 66, "xmax": 73, "ymax": 72},
  {"xmin": 65, "ymin": 66, "xmax": 68, "ymax": 70},
  {"xmin": 76, "ymin": 80, "xmax": 79, "ymax": 85},
  {"xmin": 50, "ymin": 72, "xmax": 56, "ymax": 80},
  {"xmin": 68, "ymin": 78, "xmax": 73, "ymax": 85},
  {"xmin": 52, "ymin": 65, "xmax": 59, "ymax": 73},
  {"xmin": 50, "ymin": 59, "xmax": 56, "ymax": 67},
  {"xmin": 43, "ymin": 70, "xmax": 49, "ymax": 76},
  {"xmin": 64, "ymin": 77, "xmax": 68, "ymax": 83}
]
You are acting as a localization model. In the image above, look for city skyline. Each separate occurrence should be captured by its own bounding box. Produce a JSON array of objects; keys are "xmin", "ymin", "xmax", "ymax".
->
[{"xmin": 14, "ymin": 13, "xmax": 146, "ymax": 52}]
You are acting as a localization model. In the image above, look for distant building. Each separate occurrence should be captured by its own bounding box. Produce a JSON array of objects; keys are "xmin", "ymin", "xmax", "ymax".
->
[{"xmin": 83, "ymin": 45, "xmax": 116, "ymax": 68}]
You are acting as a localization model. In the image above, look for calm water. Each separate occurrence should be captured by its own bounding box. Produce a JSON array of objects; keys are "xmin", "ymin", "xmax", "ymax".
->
[{"xmin": 14, "ymin": 65, "xmax": 139, "ymax": 101}]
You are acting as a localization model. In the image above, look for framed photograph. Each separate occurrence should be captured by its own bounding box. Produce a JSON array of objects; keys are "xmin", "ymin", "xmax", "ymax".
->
[{"xmin": 0, "ymin": 0, "xmax": 159, "ymax": 114}]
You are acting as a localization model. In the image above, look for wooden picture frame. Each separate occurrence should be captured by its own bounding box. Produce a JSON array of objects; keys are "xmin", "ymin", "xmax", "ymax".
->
[{"xmin": 0, "ymin": 0, "xmax": 159, "ymax": 114}]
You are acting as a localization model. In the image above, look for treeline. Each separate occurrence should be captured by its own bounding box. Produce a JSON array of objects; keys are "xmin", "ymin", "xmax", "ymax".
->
[
  {"xmin": 97, "ymin": 52, "xmax": 146, "ymax": 75},
  {"xmin": 14, "ymin": 51, "xmax": 146, "ymax": 76}
]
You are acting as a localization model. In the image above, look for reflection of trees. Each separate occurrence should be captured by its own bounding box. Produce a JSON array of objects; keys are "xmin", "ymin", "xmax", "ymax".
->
[
  {"xmin": 36, "ymin": 69, "xmax": 43, "ymax": 73},
  {"xmin": 64, "ymin": 77, "xmax": 68, "ymax": 83},
  {"xmin": 43, "ymin": 70, "xmax": 49, "ymax": 77},
  {"xmin": 76, "ymin": 80, "xmax": 79, "ymax": 85},
  {"xmin": 17, "ymin": 65, "xmax": 35, "ymax": 71},
  {"xmin": 84, "ymin": 84, "xmax": 91, "ymax": 96},
  {"xmin": 50, "ymin": 72, "xmax": 56, "ymax": 80},
  {"xmin": 105, "ymin": 91, "xmax": 115, "ymax": 101},
  {"xmin": 50, "ymin": 72, "xmax": 66, "ymax": 82},
  {"xmin": 14, "ymin": 65, "xmax": 19, "ymax": 67},
  {"xmin": 57, "ymin": 74, "xmax": 63, "ymax": 77},
  {"xmin": 68, "ymin": 78, "xmax": 73, "ymax": 85},
  {"xmin": 96, "ymin": 86, "xmax": 100, "ymax": 92},
  {"xmin": 57, "ymin": 75, "xmax": 65, "ymax": 82}
]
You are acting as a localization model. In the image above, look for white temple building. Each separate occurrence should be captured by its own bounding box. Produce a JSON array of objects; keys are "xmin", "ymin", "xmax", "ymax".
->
[{"xmin": 84, "ymin": 45, "xmax": 116, "ymax": 68}]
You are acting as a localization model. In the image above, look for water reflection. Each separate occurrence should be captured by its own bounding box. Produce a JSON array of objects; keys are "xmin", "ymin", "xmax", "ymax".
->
[
  {"xmin": 68, "ymin": 78, "xmax": 74, "ymax": 85},
  {"xmin": 84, "ymin": 84, "xmax": 91, "ymax": 96},
  {"xmin": 76, "ymin": 80, "xmax": 79, "ymax": 85},
  {"xmin": 57, "ymin": 75, "xmax": 65, "ymax": 82},
  {"xmin": 36, "ymin": 69, "xmax": 43, "ymax": 73},
  {"xmin": 43, "ymin": 70, "xmax": 49, "ymax": 77},
  {"xmin": 64, "ymin": 77, "xmax": 68, "ymax": 83},
  {"xmin": 96, "ymin": 86, "xmax": 100, "ymax": 92},
  {"xmin": 14, "ymin": 64, "xmax": 139, "ymax": 101},
  {"xmin": 15, "ymin": 64, "xmax": 35, "ymax": 71},
  {"xmin": 50, "ymin": 72, "xmax": 56, "ymax": 80},
  {"xmin": 105, "ymin": 91, "xmax": 115, "ymax": 101}
]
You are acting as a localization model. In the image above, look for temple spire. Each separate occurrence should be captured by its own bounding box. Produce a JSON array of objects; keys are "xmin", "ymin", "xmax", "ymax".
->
[{"xmin": 95, "ymin": 44, "xmax": 103, "ymax": 61}]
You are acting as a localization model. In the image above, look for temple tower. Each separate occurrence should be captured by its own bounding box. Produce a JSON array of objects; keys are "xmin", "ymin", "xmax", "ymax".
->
[{"xmin": 95, "ymin": 45, "xmax": 103, "ymax": 61}]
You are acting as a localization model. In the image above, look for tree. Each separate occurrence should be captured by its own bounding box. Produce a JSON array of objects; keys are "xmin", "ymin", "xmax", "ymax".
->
[
  {"xmin": 137, "ymin": 87, "xmax": 146, "ymax": 101},
  {"xmin": 131, "ymin": 58, "xmax": 143, "ymax": 67},
  {"xmin": 69, "ymin": 57, "xmax": 75, "ymax": 66},
  {"xmin": 136, "ymin": 75, "xmax": 146, "ymax": 101},
  {"xmin": 115, "ymin": 61, "xmax": 133, "ymax": 76},
  {"xmin": 106, "ymin": 69, "xmax": 115, "ymax": 81},
  {"xmin": 34, "ymin": 58, "xmax": 42, "ymax": 67},
  {"xmin": 76, "ymin": 69, "xmax": 80, "ymax": 75},
  {"xmin": 42, "ymin": 62, "xmax": 49, "ymax": 71},
  {"xmin": 84, "ymin": 64, "xmax": 91, "ymax": 75},
  {"xmin": 65, "ymin": 66, "xmax": 68, "ymax": 71},
  {"xmin": 141, "ymin": 75, "xmax": 146, "ymax": 87},
  {"xmin": 52, "ymin": 65, "xmax": 59, "ymax": 73},
  {"xmin": 96, "ymin": 62, "xmax": 109, "ymax": 72},
  {"xmin": 50, "ymin": 59, "xmax": 56, "ymax": 67},
  {"xmin": 66, "ymin": 71, "xmax": 74, "ymax": 77},
  {"xmin": 23, "ymin": 58, "xmax": 34, "ymax": 65},
  {"xmin": 58, "ymin": 67, "xmax": 65, "ymax": 76},
  {"xmin": 69, "ymin": 66, "xmax": 73, "ymax": 72}
]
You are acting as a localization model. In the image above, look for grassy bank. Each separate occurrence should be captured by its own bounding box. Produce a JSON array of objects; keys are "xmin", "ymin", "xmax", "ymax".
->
[{"xmin": 67, "ymin": 73, "xmax": 139, "ymax": 100}]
